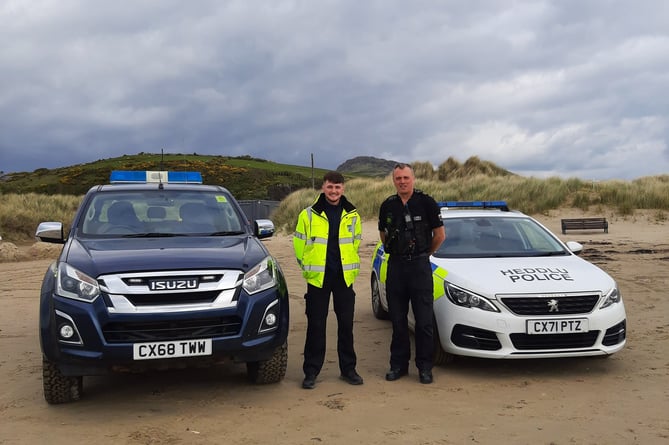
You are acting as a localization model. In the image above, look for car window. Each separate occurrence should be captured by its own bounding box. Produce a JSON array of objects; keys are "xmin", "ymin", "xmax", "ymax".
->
[
  {"xmin": 80, "ymin": 190, "xmax": 244, "ymax": 236},
  {"xmin": 436, "ymin": 216, "xmax": 566, "ymax": 258}
]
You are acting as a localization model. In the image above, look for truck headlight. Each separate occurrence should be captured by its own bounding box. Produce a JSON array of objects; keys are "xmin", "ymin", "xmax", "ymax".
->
[
  {"xmin": 56, "ymin": 263, "xmax": 100, "ymax": 302},
  {"xmin": 444, "ymin": 282, "xmax": 499, "ymax": 312},
  {"xmin": 243, "ymin": 256, "xmax": 278, "ymax": 295}
]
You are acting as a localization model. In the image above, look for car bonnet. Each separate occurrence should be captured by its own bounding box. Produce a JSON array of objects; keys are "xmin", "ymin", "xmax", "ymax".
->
[
  {"xmin": 64, "ymin": 235, "xmax": 267, "ymax": 277},
  {"xmin": 432, "ymin": 255, "xmax": 615, "ymax": 296}
]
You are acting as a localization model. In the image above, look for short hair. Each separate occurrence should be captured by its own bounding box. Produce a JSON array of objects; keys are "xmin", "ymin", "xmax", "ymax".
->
[
  {"xmin": 393, "ymin": 163, "xmax": 413, "ymax": 171},
  {"xmin": 323, "ymin": 171, "xmax": 345, "ymax": 184}
]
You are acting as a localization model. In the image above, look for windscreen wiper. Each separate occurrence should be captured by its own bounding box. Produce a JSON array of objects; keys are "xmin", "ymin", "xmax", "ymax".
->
[
  {"xmin": 121, "ymin": 232, "xmax": 185, "ymax": 238},
  {"xmin": 526, "ymin": 250, "xmax": 568, "ymax": 257}
]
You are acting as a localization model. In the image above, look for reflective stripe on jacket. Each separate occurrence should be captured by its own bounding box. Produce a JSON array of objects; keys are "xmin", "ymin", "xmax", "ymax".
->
[{"xmin": 293, "ymin": 194, "xmax": 362, "ymax": 288}]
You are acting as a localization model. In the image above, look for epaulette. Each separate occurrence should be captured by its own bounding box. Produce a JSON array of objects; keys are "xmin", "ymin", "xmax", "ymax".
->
[{"xmin": 414, "ymin": 189, "xmax": 424, "ymax": 194}]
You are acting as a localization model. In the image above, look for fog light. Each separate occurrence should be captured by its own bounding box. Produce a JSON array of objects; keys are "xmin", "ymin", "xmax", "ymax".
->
[
  {"xmin": 59, "ymin": 324, "xmax": 75, "ymax": 339},
  {"xmin": 258, "ymin": 300, "xmax": 280, "ymax": 334},
  {"xmin": 264, "ymin": 313, "xmax": 277, "ymax": 327}
]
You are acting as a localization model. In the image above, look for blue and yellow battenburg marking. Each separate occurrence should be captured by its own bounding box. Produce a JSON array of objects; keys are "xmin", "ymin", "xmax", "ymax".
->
[
  {"xmin": 372, "ymin": 242, "xmax": 388, "ymax": 283},
  {"xmin": 110, "ymin": 170, "xmax": 203, "ymax": 184},
  {"xmin": 371, "ymin": 242, "xmax": 449, "ymax": 301},
  {"xmin": 431, "ymin": 264, "xmax": 448, "ymax": 301}
]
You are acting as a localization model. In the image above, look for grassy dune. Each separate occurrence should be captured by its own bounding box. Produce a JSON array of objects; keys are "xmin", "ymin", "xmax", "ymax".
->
[
  {"xmin": 2, "ymin": 168, "xmax": 668, "ymax": 242},
  {"xmin": 270, "ymin": 174, "xmax": 669, "ymax": 233}
]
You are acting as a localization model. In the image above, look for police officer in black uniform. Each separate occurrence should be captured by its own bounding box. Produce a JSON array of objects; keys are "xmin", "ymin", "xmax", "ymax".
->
[{"xmin": 378, "ymin": 163, "xmax": 445, "ymax": 384}]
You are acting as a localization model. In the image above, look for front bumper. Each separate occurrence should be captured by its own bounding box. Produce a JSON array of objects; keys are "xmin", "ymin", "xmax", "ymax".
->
[
  {"xmin": 434, "ymin": 296, "xmax": 627, "ymax": 359},
  {"xmin": 40, "ymin": 286, "xmax": 289, "ymax": 376}
]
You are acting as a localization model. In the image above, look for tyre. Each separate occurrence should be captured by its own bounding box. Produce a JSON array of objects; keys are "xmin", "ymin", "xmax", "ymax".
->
[
  {"xmin": 42, "ymin": 358, "xmax": 83, "ymax": 404},
  {"xmin": 246, "ymin": 341, "xmax": 287, "ymax": 384},
  {"xmin": 371, "ymin": 274, "xmax": 389, "ymax": 320},
  {"xmin": 432, "ymin": 320, "xmax": 454, "ymax": 366}
]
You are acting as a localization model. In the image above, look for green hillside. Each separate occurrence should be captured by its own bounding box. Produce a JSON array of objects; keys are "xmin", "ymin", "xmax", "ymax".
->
[
  {"xmin": 0, "ymin": 153, "xmax": 330, "ymax": 200},
  {"xmin": 0, "ymin": 153, "xmax": 523, "ymax": 200}
]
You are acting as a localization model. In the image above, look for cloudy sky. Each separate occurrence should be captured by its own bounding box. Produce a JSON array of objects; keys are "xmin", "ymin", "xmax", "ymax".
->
[{"xmin": 1, "ymin": 0, "xmax": 668, "ymax": 180}]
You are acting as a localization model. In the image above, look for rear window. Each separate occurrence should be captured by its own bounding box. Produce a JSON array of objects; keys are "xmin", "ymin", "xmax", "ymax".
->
[{"xmin": 79, "ymin": 190, "xmax": 244, "ymax": 236}]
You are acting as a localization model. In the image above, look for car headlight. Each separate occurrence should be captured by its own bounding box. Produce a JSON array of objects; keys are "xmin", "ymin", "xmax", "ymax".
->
[
  {"xmin": 444, "ymin": 282, "xmax": 499, "ymax": 312},
  {"xmin": 56, "ymin": 263, "xmax": 100, "ymax": 302},
  {"xmin": 600, "ymin": 285, "xmax": 622, "ymax": 309},
  {"xmin": 243, "ymin": 256, "xmax": 278, "ymax": 295}
]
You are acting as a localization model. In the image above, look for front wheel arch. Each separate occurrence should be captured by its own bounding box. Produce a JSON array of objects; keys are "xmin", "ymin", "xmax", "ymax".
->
[
  {"xmin": 433, "ymin": 318, "xmax": 455, "ymax": 366},
  {"xmin": 371, "ymin": 273, "xmax": 389, "ymax": 320}
]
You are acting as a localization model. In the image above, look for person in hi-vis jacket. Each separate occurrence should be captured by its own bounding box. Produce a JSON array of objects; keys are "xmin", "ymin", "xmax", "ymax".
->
[{"xmin": 293, "ymin": 171, "xmax": 363, "ymax": 389}]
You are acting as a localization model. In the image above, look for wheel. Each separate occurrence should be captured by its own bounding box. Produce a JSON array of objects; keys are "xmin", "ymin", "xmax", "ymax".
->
[
  {"xmin": 42, "ymin": 358, "xmax": 83, "ymax": 404},
  {"xmin": 432, "ymin": 320, "xmax": 454, "ymax": 366},
  {"xmin": 371, "ymin": 274, "xmax": 389, "ymax": 320},
  {"xmin": 246, "ymin": 342, "xmax": 287, "ymax": 384}
]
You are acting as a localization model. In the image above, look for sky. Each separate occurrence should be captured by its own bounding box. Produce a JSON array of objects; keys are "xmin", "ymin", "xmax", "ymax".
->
[{"xmin": 1, "ymin": 1, "xmax": 668, "ymax": 180}]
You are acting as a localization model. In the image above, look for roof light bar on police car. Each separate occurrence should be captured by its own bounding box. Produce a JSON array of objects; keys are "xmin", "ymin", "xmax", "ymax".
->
[
  {"xmin": 110, "ymin": 170, "xmax": 203, "ymax": 184},
  {"xmin": 437, "ymin": 201, "xmax": 509, "ymax": 211}
]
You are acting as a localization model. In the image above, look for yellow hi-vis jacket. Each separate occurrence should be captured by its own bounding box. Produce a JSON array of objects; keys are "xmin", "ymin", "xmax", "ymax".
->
[{"xmin": 293, "ymin": 194, "xmax": 362, "ymax": 288}]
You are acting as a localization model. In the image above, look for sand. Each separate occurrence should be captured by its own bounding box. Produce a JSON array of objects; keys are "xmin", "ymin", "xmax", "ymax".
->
[{"xmin": 1, "ymin": 209, "xmax": 668, "ymax": 444}]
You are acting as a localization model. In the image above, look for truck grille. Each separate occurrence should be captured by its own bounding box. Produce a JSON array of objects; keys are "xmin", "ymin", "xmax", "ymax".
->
[
  {"xmin": 103, "ymin": 316, "xmax": 242, "ymax": 343},
  {"xmin": 99, "ymin": 269, "xmax": 242, "ymax": 314},
  {"xmin": 500, "ymin": 294, "xmax": 599, "ymax": 315},
  {"xmin": 119, "ymin": 290, "xmax": 225, "ymax": 306}
]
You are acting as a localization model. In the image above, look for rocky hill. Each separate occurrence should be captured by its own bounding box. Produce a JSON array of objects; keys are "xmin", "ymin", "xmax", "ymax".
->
[{"xmin": 336, "ymin": 156, "xmax": 399, "ymax": 177}]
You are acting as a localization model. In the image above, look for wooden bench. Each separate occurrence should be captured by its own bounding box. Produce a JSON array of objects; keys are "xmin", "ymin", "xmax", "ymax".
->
[{"xmin": 561, "ymin": 217, "xmax": 608, "ymax": 234}]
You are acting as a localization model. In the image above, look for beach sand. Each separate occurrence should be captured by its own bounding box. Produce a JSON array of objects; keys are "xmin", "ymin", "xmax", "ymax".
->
[{"xmin": 1, "ymin": 209, "xmax": 668, "ymax": 444}]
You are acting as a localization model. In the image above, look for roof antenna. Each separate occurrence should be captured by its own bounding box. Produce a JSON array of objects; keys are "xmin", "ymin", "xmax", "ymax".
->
[{"xmin": 158, "ymin": 149, "xmax": 165, "ymax": 189}]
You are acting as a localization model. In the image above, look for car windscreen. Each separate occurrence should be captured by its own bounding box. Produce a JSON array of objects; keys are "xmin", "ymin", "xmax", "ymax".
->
[
  {"xmin": 79, "ymin": 190, "xmax": 245, "ymax": 236},
  {"xmin": 434, "ymin": 216, "xmax": 568, "ymax": 258}
]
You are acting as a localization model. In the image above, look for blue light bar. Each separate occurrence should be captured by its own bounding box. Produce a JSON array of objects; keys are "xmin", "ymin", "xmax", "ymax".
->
[
  {"xmin": 166, "ymin": 171, "xmax": 203, "ymax": 183},
  {"xmin": 110, "ymin": 170, "xmax": 203, "ymax": 184},
  {"xmin": 437, "ymin": 201, "xmax": 509, "ymax": 211}
]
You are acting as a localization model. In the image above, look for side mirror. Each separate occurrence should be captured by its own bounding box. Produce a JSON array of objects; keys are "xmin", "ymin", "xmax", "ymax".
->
[
  {"xmin": 565, "ymin": 240, "xmax": 583, "ymax": 255},
  {"xmin": 36, "ymin": 222, "xmax": 65, "ymax": 244},
  {"xmin": 254, "ymin": 219, "xmax": 275, "ymax": 239}
]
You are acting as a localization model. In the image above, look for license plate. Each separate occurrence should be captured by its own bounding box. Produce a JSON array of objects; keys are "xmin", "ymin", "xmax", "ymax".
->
[
  {"xmin": 133, "ymin": 339, "xmax": 212, "ymax": 360},
  {"xmin": 526, "ymin": 318, "xmax": 589, "ymax": 334}
]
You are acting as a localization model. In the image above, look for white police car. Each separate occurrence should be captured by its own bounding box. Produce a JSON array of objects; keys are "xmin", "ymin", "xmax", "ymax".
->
[{"xmin": 371, "ymin": 201, "xmax": 626, "ymax": 363}]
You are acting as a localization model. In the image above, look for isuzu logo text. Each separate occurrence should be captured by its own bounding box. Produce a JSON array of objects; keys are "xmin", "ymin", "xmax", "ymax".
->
[{"xmin": 149, "ymin": 278, "xmax": 199, "ymax": 291}]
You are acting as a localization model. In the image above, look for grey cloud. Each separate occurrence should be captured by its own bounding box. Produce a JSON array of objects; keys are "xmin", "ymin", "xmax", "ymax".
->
[{"xmin": 1, "ymin": 0, "xmax": 668, "ymax": 180}]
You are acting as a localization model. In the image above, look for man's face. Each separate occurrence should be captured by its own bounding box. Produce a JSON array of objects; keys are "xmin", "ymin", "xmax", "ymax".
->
[
  {"xmin": 392, "ymin": 167, "xmax": 414, "ymax": 195},
  {"xmin": 322, "ymin": 180, "xmax": 344, "ymax": 205}
]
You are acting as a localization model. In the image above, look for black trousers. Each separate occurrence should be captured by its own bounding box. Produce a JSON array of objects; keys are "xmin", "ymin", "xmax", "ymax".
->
[
  {"xmin": 303, "ymin": 272, "xmax": 357, "ymax": 377},
  {"xmin": 386, "ymin": 256, "xmax": 434, "ymax": 372}
]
